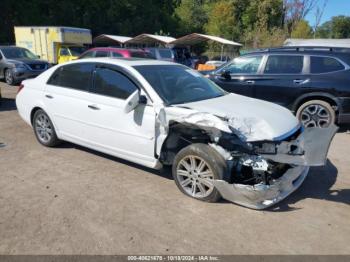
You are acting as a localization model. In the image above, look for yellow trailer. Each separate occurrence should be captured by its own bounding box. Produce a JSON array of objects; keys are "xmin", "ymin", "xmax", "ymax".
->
[{"xmin": 14, "ymin": 26, "xmax": 92, "ymax": 64}]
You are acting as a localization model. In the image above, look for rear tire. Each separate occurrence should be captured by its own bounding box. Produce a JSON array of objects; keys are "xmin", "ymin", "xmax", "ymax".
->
[
  {"xmin": 33, "ymin": 109, "xmax": 61, "ymax": 147},
  {"xmin": 172, "ymin": 143, "xmax": 226, "ymax": 203},
  {"xmin": 296, "ymin": 100, "xmax": 335, "ymax": 128}
]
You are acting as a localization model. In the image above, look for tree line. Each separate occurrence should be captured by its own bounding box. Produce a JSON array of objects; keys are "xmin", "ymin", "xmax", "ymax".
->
[{"xmin": 1, "ymin": 0, "xmax": 349, "ymax": 48}]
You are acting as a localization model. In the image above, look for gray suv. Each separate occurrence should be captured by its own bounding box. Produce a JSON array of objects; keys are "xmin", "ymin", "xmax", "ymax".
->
[{"xmin": 0, "ymin": 46, "xmax": 49, "ymax": 85}]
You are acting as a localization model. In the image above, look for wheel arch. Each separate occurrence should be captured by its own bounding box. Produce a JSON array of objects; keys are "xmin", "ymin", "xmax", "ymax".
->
[
  {"xmin": 30, "ymin": 107, "xmax": 43, "ymax": 125},
  {"xmin": 292, "ymin": 92, "xmax": 339, "ymax": 114},
  {"xmin": 158, "ymin": 121, "xmax": 212, "ymax": 165}
]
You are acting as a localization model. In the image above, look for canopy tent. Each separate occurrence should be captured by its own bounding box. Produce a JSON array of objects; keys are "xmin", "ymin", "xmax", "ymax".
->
[
  {"xmin": 284, "ymin": 38, "xmax": 350, "ymax": 48},
  {"xmin": 125, "ymin": 34, "xmax": 176, "ymax": 46},
  {"xmin": 171, "ymin": 33, "xmax": 242, "ymax": 47},
  {"xmin": 170, "ymin": 33, "xmax": 241, "ymax": 61},
  {"xmin": 93, "ymin": 34, "xmax": 132, "ymax": 46}
]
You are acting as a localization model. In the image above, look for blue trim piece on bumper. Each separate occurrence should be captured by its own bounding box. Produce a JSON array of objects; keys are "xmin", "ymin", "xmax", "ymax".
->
[{"xmin": 272, "ymin": 124, "xmax": 302, "ymax": 142}]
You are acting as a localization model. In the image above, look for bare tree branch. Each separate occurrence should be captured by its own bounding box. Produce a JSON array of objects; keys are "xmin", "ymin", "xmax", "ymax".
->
[{"xmin": 313, "ymin": 0, "xmax": 328, "ymax": 38}]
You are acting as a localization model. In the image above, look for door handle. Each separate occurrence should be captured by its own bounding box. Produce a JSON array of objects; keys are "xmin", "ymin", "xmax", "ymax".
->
[
  {"xmin": 88, "ymin": 104, "xmax": 100, "ymax": 110},
  {"xmin": 245, "ymin": 80, "xmax": 255, "ymax": 84},
  {"xmin": 293, "ymin": 79, "xmax": 304, "ymax": 84},
  {"xmin": 45, "ymin": 94, "xmax": 53, "ymax": 99}
]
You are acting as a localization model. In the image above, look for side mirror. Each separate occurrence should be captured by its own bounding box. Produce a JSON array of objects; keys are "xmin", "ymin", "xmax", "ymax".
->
[
  {"xmin": 221, "ymin": 70, "xmax": 231, "ymax": 80},
  {"xmin": 124, "ymin": 91, "xmax": 148, "ymax": 113}
]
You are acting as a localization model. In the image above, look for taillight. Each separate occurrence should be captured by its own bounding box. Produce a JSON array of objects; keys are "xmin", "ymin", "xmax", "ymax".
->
[{"xmin": 17, "ymin": 83, "xmax": 24, "ymax": 93}]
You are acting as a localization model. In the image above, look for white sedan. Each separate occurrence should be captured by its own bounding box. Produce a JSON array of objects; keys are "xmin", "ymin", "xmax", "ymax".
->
[{"xmin": 16, "ymin": 58, "xmax": 337, "ymax": 209}]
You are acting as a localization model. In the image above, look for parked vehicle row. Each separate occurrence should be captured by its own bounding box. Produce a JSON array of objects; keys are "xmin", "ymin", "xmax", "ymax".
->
[
  {"xmin": 2, "ymin": 44, "xmax": 350, "ymax": 128},
  {"xmin": 15, "ymin": 57, "xmax": 337, "ymax": 209}
]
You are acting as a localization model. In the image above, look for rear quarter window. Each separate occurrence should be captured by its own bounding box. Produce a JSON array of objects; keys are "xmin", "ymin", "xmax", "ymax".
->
[{"xmin": 310, "ymin": 56, "xmax": 345, "ymax": 74}]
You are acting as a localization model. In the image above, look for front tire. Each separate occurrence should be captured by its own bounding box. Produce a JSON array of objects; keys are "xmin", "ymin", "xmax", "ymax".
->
[
  {"xmin": 33, "ymin": 109, "xmax": 61, "ymax": 147},
  {"xmin": 172, "ymin": 143, "xmax": 226, "ymax": 203},
  {"xmin": 296, "ymin": 100, "xmax": 335, "ymax": 128}
]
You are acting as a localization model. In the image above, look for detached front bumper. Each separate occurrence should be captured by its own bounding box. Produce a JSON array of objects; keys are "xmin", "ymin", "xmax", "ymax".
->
[
  {"xmin": 211, "ymin": 125, "xmax": 337, "ymax": 209},
  {"xmin": 213, "ymin": 165, "xmax": 309, "ymax": 209}
]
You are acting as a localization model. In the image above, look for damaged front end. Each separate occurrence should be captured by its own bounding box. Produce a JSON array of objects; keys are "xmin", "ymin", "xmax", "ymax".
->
[{"xmin": 159, "ymin": 110, "xmax": 338, "ymax": 209}]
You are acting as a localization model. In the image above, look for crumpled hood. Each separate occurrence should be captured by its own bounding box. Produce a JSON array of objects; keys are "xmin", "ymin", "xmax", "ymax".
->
[{"xmin": 177, "ymin": 93, "xmax": 300, "ymax": 142}]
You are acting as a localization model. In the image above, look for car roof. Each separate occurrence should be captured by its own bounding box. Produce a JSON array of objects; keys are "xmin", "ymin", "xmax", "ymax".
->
[
  {"xmin": 242, "ymin": 46, "xmax": 350, "ymax": 57},
  {"xmin": 0, "ymin": 46, "xmax": 25, "ymax": 49},
  {"xmin": 87, "ymin": 47, "xmax": 146, "ymax": 52},
  {"xmin": 63, "ymin": 57, "xmax": 177, "ymax": 67}
]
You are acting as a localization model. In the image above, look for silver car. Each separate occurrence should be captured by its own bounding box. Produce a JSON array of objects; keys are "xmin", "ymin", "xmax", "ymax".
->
[{"xmin": 0, "ymin": 46, "xmax": 49, "ymax": 85}]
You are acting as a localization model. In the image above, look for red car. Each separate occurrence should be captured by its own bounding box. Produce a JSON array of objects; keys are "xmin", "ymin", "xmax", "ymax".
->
[{"xmin": 79, "ymin": 47, "xmax": 153, "ymax": 59}]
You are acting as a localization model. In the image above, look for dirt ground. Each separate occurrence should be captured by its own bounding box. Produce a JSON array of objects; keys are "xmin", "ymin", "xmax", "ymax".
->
[{"xmin": 0, "ymin": 82, "xmax": 349, "ymax": 255}]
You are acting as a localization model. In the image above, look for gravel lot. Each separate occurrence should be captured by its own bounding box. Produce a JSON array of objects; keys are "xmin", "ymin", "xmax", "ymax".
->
[{"xmin": 0, "ymin": 82, "xmax": 349, "ymax": 255}]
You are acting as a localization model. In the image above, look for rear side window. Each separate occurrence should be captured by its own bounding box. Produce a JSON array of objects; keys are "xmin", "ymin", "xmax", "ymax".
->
[
  {"xmin": 95, "ymin": 51, "xmax": 109, "ymax": 57},
  {"xmin": 130, "ymin": 51, "xmax": 151, "ymax": 58},
  {"xmin": 264, "ymin": 55, "xmax": 304, "ymax": 74},
  {"xmin": 92, "ymin": 68, "xmax": 137, "ymax": 99},
  {"xmin": 47, "ymin": 63, "xmax": 94, "ymax": 91},
  {"xmin": 112, "ymin": 52, "xmax": 123, "ymax": 57},
  {"xmin": 310, "ymin": 56, "xmax": 345, "ymax": 73}
]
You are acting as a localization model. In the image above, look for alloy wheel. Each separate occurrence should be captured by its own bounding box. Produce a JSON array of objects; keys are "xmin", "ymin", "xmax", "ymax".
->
[
  {"xmin": 300, "ymin": 104, "xmax": 331, "ymax": 128},
  {"xmin": 176, "ymin": 155, "xmax": 215, "ymax": 198},
  {"xmin": 35, "ymin": 113, "xmax": 53, "ymax": 143}
]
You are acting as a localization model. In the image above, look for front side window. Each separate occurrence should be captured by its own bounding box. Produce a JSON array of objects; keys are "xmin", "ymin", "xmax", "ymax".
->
[
  {"xmin": 47, "ymin": 63, "xmax": 94, "ymax": 91},
  {"xmin": 79, "ymin": 51, "xmax": 94, "ymax": 59},
  {"xmin": 92, "ymin": 68, "xmax": 138, "ymax": 99},
  {"xmin": 310, "ymin": 56, "xmax": 345, "ymax": 73},
  {"xmin": 222, "ymin": 56, "xmax": 262, "ymax": 74},
  {"xmin": 60, "ymin": 48, "xmax": 70, "ymax": 56},
  {"xmin": 134, "ymin": 65, "xmax": 225, "ymax": 105},
  {"xmin": 264, "ymin": 55, "xmax": 304, "ymax": 74},
  {"xmin": 95, "ymin": 51, "xmax": 109, "ymax": 57}
]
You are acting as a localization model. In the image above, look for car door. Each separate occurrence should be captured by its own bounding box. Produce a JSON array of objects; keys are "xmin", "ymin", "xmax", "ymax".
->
[
  {"xmin": 80, "ymin": 64, "xmax": 157, "ymax": 165},
  {"xmin": 44, "ymin": 62, "xmax": 96, "ymax": 140},
  {"xmin": 253, "ymin": 54, "xmax": 310, "ymax": 108},
  {"xmin": 212, "ymin": 55, "xmax": 263, "ymax": 97}
]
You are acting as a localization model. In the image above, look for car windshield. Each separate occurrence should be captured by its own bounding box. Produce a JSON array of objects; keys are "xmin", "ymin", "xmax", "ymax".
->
[
  {"xmin": 69, "ymin": 46, "xmax": 87, "ymax": 56},
  {"xmin": 1, "ymin": 47, "xmax": 38, "ymax": 59},
  {"xmin": 134, "ymin": 65, "xmax": 226, "ymax": 105}
]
